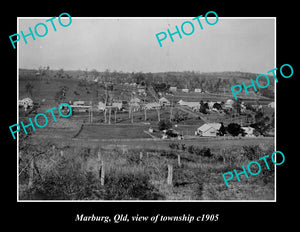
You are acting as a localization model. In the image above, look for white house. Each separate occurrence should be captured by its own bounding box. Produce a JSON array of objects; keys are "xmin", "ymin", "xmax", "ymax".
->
[
  {"xmin": 112, "ymin": 102, "xmax": 123, "ymax": 110},
  {"xmin": 130, "ymin": 97, "xmax": 141, "ymax": 104},
  {"xmin": 224, "ymin": 99, "xmax": 234, "ymax": 109},
  {"xmin": 242, "ymin": 126, "xmax": 255, "ymax": 137},
  {"xmin": 73, "ymin": 101, "xmax": 85, "ymax": 106},
  {"xmin": 98, "ymin": 102, "xmax": 106, "ymax": 111},
  {"xmin": 195, "ymin": 123, "xmax": 221, "ymax": 137},
  {"xmin": 194, "ymin": 88, "xmax": 202, "ymax": 93},
  {"xmin": 169, "ymin": 86, "xmax": 177, "ymax": 92},
  {"xmin": 178, "ymin": 100, "xmax": 200, "ymax": 109},
  {"xmin": 159, "ymin": 97, "xmax": 170, "ymax": 106},
  {"xmin": 182, "ymin": 89, "xmax": 189, "ymax": 93}
]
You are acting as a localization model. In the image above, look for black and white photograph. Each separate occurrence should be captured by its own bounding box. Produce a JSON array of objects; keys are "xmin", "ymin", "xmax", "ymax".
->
[
  {"xmin": 3, "ymin": 1, "xmax": 298, "ymax": 228},
  {"xmin": 17, "ymin": 16, "xmax": 276, "ymax": 201}
]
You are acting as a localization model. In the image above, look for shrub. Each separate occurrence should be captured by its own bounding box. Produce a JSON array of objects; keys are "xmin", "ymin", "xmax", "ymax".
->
[
  {"xmin": 187, "ymin": 145, "xmax": 195, "ymax": 154},
  {"xmin": 158, "ymin": 120, "xmax": 172, "ymax": 131},
  {"xmin": 169, "ymin": 143, "xmax": 180, "ymax": 150},
  {"xmin": 241, "ymin": 145, "xmax": 262, "ymax": 161},
  {"xmin": 194, "ymin": 147, "xmax": 213, "ymax": 158},
  {"xmin": 226, "ymin": 123, "xmax": 245, "ymax": 136},
  {"xmin": 104, "ymin": 171, "xmax": 165, "ymax": 200}
]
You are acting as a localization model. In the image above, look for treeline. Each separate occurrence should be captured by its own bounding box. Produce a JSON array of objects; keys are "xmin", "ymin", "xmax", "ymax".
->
[{"xmin": 20, "ymin": 68, "xmax": 274, "ymax": 98}]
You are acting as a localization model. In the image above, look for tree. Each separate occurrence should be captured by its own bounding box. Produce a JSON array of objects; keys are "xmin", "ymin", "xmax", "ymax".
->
[
  {"xmin": 158, "ymin": 120, "xmax": 172, "ymax": 131},
  {"xmin": 232, "ymin": 98, "xmax": 242, "ymax": 115},
  {"xmin": 25, "ymin": 82, "xmax": 34, "ymax": 97},
  {"xmin": 226, "ymin": 123, "xmax": 245, "ymax": 136},
  {"xmin": 217, "ymin": 122, "xmax": 226, "ymax": 136},
  {"xmin": 199, "ymin": 101, "xmax": 209, "ymax": 114}
]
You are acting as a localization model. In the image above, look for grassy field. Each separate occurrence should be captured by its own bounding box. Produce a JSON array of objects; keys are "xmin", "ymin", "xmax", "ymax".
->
[
  {"xmin": 18, "ymin": 69, "xmax": 275, "ymax": 201},
  {"xmin": 19, "ymin": 137, "xmax": 275, "ymax": 200}
]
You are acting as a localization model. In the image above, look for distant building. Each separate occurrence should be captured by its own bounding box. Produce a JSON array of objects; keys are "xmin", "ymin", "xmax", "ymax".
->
[
  {"xmin": 194, "ymin": 88, "xmax": 202, "ymax": 93},
  {"xmin": 224, "ymin": 99, "xmax": 234, "ymax": 109},
  {"xmin": 98, "ymin": 102, "xmax": 106, "ymax": 111},
  {"xmin": 137, "ymin": 84, "xmax": 146, "ymax": 94},
  {"xmin": 242, "ymin": 126, "xmax": 255, "ymax": 137},
  {"xmin": 159, "ymin": 97, "xmax": 170, "ymax": 106},
  {"xmin": 130, "ymin": 97, "xmax": 141, "ymax": 104},
  {"xmin": 73, "ymin": 101, "xmax": 85, "ymax": 106},
  {"xmin": 169, "ymin": 86, "xmax": 177, "ymax": 92},
  {"xmin": 182, "ymin": 89, "xmax": 189, "ymax": 93},
  {"xmin": 178, "ymin": 100, "xmax": 200, "ymax": 109},
  {"xmin": 112, "ymin": 102, "xmax": 123, "ymax": 110},
  {"xmin": 195, "ymin": 123, "xmax": 221, "ymax": 137}
]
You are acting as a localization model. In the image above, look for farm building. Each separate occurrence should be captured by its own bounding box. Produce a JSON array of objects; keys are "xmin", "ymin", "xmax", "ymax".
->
[
  {"xmin": 112, "ymin": 102, "xmax": 123, "ymax": 110},
  {"xmin": 137, "ymin": 85, "xmax": 146, "ymax": 94},
  {"xmin": 224, "ymin": 99, "xmax": 234, "ymax": 109},
  {"xmin": 159, "ymin": 97, "xmax": 170, "ymax": 106},
  {"xmin": 195, "ymin": 123, "xmax": 221, "ymax": 137},
  {"xmin": 73, "ymin": 101, "xmax": 85, "ymax": 106},
  {"xmin": 130, "ymin": 97, "xmax": 141, "ymax": 104},
  {"xmin": 98, "ymin": 102, "xmax": 106, "ymax": 111},
  {"xmin": 178, "ymin": 100, "xmax": 200, "ymax": 109},
  {"xmin": 242, "ymin": 126, "xmax": 255, "ymax": 137},
  {"xmin": 182, "ymin": 89, "xmax": 189, "ymax": 93},
  {"xmin": 169, "ymin": 86, "xmax": 177, "ymax": 92},
  {"xmin": 194, "ymin": 88, "xmax": 202, "ymax": 93}
]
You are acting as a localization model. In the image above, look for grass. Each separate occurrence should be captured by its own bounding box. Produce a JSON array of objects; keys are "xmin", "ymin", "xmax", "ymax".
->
[{"xmin": 19, "ymin": 139, "xmax": 275, "ymax": 200}]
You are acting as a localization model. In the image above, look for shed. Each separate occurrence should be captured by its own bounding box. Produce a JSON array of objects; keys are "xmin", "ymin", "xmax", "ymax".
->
[
  {"xmin": 159, "ymin": 97, "xmax": 170, "ymax": 106},
  {"xmin": 169, "ymin": 86, "xmax": 177, "ymax": 92}
]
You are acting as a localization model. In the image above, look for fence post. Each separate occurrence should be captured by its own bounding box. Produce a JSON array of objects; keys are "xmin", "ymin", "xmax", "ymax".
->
[
  {"xmin": 167, "ymin": 164, "xmax": 173, "ymax": 186},
  {"xmin": 28, "ymin": 157, "xmax": 34, "ymax": 189},
  {"xmin": 139, "ymin": 151, "xmax": 143, "ymax": 164},
  {"xmin": 177, "ymin": 154, "xmax": 181, "ymax": 167},
  {"xmin": 100, "ymin": 160, "xmax": 105, "ymax": 186}
]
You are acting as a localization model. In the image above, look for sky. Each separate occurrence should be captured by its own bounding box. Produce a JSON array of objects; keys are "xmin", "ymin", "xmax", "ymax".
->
[{"xmin": 18, "ymin": 17, "xmax": 275, "ymax": 73}]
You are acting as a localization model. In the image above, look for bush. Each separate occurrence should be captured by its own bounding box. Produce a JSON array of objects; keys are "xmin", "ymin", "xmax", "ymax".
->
[
  {"xmin": 187, "ymin": 145, "xmax": 195, "ymax": 154},
  {"xmin": 194, "ymin": 147, "xmax": 213, "ymax": 158},
  {"xmin": 241, "ymin": 145, "xmax": 262, "ymax": 161},
  {"xmin": 169, "ymin": 143, "xmax": 180, "ymax": 150},
  {"xmin": 104, "ymin": 171, "xmax": 165, "ymax": 200},
  {"xmin": 226, "ymin": 123, "xmax": 245, "ymax": 136},
  {"xmin": 158, "ymin": 120, "xmax": 172, "ymax": 131}
]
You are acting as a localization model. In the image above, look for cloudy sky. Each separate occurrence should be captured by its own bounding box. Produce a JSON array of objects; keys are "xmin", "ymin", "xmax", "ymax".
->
[{"xmin": 18, "ymin": 17, "xmax": 275, "ymax": 73}]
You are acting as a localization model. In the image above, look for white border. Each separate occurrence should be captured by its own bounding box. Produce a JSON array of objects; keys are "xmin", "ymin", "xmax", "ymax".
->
[{"xmin": 16, "ymin": 17, "xmax": 277, "ymax": 202}]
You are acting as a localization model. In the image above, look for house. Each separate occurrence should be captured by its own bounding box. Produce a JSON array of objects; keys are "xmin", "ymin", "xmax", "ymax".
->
[
  {"xmin": 182, "ymin": 89, "xmax": 189, "ymax": 93},
  {"xmin": 112, "ymin": 102, "xmax": 123, "ymax": 110},
  {"xmin": 169, "ymin": 86, "xmax": 177, "ymax": 92},
  {"xmin": 159, "ymin": 97, "xmax": 170, "ymax": 106},
  {"xmin": 195, "ymin": 123, "xmax": 221, "ymax": 137},
  {"xmin": 207, "ymin": 101, "xmax": 215, "ymax": 110},
  {"xmin": 268, "ymin": 102, "xmax": 275, "ymax": 109},
  {"xmin": 73, "ymin": 101, "xmax": 85, "ymax": 106},
  {"xmin": 130, "ymin": 97, "xmax": 141, "ymax": 104},
  {"xmin": 194, "ymin": 88, "xmax": 202, "ymax": 93},
  {"xmin": 137, "ymin": 84, "xmax": 146, "ymax": 94},
  {"xmin": 98, "ymin": 102, "xmax": 106, "ymax": 111},
  {"xmin": 242, "ymin": 126, "xmax": 255, "ymax": 137},
  {"xmin": 178, "ymin": 100, "xmax": 200, "ymax": 109},
  {"xmin": 224, "ymin": 99, "xmax": 234, "ymax": 109}
]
